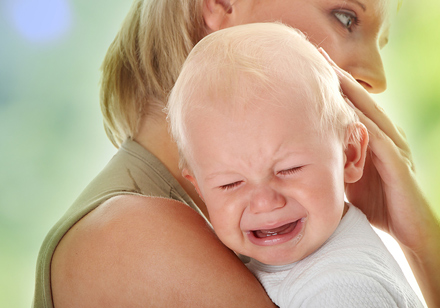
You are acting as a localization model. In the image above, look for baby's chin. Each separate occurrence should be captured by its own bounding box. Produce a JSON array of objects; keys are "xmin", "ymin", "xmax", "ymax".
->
[{"xmin": 245, "ymin": 234, "xmax": 332, "ymax": 266}]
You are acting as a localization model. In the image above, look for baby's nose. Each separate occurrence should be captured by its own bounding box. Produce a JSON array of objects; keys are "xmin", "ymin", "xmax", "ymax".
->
[{"xmin": 249, "ymin": 185, "xmax": 286, "ymax": 214}]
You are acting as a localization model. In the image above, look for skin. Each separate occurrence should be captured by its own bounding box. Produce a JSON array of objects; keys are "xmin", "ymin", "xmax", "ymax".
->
[
  {"xmin": 183, "ymin": 84, "xmax": 368, "ymax": 266},
  {"xmin": 51, "ymin": 0, "xmax": 440, "ymax": 306},
  {"xmin": 325, "ymin": 55, "xmax": 440, "ymax": 308},
  {"xmin": 206, "ymin": 0, "xmax": 390, "ymax": 93}
]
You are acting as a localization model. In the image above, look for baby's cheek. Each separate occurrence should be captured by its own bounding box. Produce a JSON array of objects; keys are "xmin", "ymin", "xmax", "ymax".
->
[
  {"xmin": 213, "ymin": 224, "xmax": 244, "ymax": 253},
  {"xmin": 309, "ymin": 206, "xmax": 342, "ymax": 242},
  {"xmin": 211, "ymin": 215, "xmax": 237, "ymax": 240}
]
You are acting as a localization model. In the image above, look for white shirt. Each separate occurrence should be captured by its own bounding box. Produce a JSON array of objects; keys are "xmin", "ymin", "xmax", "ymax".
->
[{"xmin": 246, "ymin": 204, "xmax": 423, "ymax": 308}]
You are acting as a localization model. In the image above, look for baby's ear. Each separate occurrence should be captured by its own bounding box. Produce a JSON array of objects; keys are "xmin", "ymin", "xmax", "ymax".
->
[
  {"xmin": 202, "ymin": 0, "xmax": 233, "ymax": 33},
  {"xmin": 182, "ymin": 168, "xmax": 205, "ymax": 201},
  {"xmin": 343, "ymin": 123, "xmax": 369, "ymax": 183}
]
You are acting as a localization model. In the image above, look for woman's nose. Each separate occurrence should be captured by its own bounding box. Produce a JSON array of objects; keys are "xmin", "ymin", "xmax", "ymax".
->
[
  {"xmin": 350, "ymin": 46, "xmax": 387, "ymax": 94},
  {"xmin": 249, "ymin": 185, "xmax": 286, "ymax": 214}
]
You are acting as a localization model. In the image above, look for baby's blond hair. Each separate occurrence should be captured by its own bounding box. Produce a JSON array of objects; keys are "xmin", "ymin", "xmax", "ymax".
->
[{"xmin": 167, "ymin": 23, "xmax": 360, "ymax": 167}]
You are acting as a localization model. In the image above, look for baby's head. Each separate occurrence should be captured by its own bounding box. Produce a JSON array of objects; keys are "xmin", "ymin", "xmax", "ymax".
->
[{"xmin": 167, "ymin": 23, "xmax": 368, "ymax": 265}]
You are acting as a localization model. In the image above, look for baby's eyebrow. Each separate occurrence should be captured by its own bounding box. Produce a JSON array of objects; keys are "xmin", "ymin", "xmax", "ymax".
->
[
  {"xmin": 204, "ymin": 171, "xmax": 235, "ymax": 182},
  {"xmin": 272, "ymin": 148, "xmax": 304, "ymax": 162}
]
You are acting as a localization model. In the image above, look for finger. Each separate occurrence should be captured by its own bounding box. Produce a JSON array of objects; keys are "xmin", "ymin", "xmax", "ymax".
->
[
  {"xmin": 319, "ymin": 47, "xmax": 410, "ymax": 153},
  {"xmin": 340, "ymin": 73, "xmax": 411, "ymax": 154},
  {"xmin": 319, "ymin": 48, "xmax": 357, "ymax": 84},
  {"xmin": 353, "ymin": 107, "xmax": 414, "ymax": 175}
]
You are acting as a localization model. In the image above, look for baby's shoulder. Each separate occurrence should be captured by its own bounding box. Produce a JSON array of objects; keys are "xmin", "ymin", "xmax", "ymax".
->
[{"xmin": 281, "ymin": 268, "xmax": 421, "ymax": 308}]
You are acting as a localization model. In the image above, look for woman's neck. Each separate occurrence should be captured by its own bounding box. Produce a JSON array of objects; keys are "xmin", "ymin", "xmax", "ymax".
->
[{"xmin": 134, "ymin": 114, "xmax": 209, "ymax": 220}]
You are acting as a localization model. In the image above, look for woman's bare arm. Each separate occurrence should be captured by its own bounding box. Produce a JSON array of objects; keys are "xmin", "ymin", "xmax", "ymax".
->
[
  {"xmin": 51, "ymin": 195, "xmax": 276, "ymax": 307},
  {"xmin": 320, "ymin": 47, "xmax": 440, "ymax": 308}
]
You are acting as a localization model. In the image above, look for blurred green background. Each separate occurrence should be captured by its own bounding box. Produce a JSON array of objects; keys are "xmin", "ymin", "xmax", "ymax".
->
[{"xmin": 0, "ymin": 0, "xmax": 438, "ymax": 307}]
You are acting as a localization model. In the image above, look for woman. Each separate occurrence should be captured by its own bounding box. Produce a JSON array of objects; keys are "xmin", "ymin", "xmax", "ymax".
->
[{"xmin": 34, "ymin": 0, "xmax": 440, "ymax": 307}]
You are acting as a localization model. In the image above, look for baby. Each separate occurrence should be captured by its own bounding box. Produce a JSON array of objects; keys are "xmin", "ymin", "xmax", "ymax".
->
[{"xmin": 167, "ymin": 23, "xmax": 422, "ymax": 307}]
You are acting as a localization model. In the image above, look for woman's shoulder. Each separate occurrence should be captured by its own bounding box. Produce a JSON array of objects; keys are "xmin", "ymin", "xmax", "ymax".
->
[{"xmin": 51, "ymin": 194, "xmax": 276, "ymax": 307}]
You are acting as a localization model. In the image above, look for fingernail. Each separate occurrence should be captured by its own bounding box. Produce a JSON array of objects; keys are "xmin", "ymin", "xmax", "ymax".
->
[
  {"xmin": 344, "ymin": 97, "xmax": 356, "ymax": 109},
  {"xmin": 318, "ymin": 47, "xmax": 329, "ymax": 60},
  {"xmin": 318, "ymin": 47, "xmax": 328, "ymax": 57},
  {"xmin": 319, "ymin": 47, "xmax": 336, "ymax": 66},
  {"xmin": 334, "ymin": 65, "xmax": 345, "ymax": 78}
]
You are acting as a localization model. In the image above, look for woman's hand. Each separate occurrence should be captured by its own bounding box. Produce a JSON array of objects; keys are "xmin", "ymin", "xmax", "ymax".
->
[
  {"xmin": 319, "ymin": 47, "xmax": 435, "ymax": 248},
  {"xmin": 320, "ymin": 47, "xmax": 440, "ymax": 307}
]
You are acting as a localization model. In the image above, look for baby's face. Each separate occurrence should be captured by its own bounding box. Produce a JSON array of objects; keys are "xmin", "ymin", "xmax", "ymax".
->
[{"xmin": 184, "ymin": 91, "xmax": 348, "ymax": 266}]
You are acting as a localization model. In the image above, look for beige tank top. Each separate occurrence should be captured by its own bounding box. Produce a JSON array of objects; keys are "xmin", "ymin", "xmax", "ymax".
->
[{"xmin": 33, "ymin": 139, "xmax": 207, "ymax": 308}]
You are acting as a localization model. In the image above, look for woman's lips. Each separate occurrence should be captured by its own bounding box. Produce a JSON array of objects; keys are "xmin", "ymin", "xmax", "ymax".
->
[{"xmin": 247, "ymin": 218, "xmax": 306, "ymax": 246}]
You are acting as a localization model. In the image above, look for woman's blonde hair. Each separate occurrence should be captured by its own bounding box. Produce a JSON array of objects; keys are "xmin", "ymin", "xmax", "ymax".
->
[{"xmin": 100, "ymin": 0, "xmax": 206, "ymax": 147}]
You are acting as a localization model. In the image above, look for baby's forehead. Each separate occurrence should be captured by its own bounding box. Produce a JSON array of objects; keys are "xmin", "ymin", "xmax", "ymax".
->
[
  {"xmin": 192, "ymin": 66, "xmax": 320, "ymax": 117},
  {"xmin": 190, "ymin": 78, "xmax": 319, "ymax": 129}
]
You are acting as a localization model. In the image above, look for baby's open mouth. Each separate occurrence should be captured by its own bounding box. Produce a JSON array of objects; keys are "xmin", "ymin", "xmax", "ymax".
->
[{"xmin": 252, "ymin": 221, "xmax": 298, "ymax": 238}]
